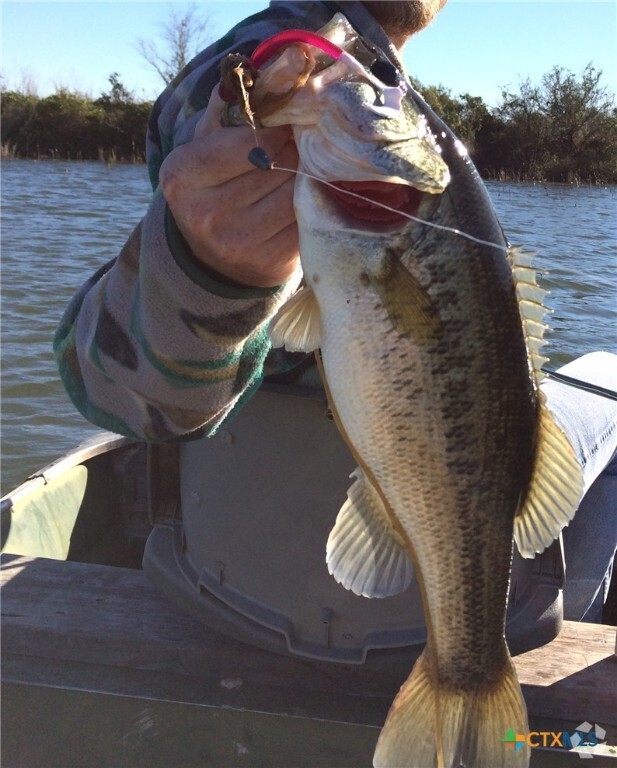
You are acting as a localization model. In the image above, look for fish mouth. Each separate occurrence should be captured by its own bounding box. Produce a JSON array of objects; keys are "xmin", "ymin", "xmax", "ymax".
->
[{"xmin": 325, "ymin": 180, "xmax": 424, "ymax": 226}]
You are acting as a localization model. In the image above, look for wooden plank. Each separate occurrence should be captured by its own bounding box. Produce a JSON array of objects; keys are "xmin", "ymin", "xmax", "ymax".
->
[
  {"xmin": 516, "ymin": 621, "xmax": 616, "ymax": 729},
  {"xmin": 2, "ymin": 554, "xmax": 616, "ymax": 761},
  {"xmin": 1, "ymin": 682, "xmax": 381, "ymax": 768},
  {"xmin": 4, "ymin": 683, "xmax": 610, "ymax": 768},
  {"xmin": 0, "ymin": 554, "xmax": 402, "ymax": 724}
]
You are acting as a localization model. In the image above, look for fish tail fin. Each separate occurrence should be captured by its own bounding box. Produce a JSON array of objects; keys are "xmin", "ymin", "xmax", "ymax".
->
[{"xmin": 373, "ymin": 648, "xmax": 530, "ymax": 768}]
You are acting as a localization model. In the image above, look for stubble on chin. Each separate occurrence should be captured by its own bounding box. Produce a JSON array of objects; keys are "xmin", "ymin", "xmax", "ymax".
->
[{"xmin": 361, "ymin": 0, "xmax": 446, "ymax": 39}]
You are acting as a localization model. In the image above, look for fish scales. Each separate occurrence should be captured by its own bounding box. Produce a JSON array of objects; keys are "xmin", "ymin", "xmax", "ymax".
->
[
  {"xmin": 303, "ymin": 190, "xmax": 533, "ymax": 686},
  {"xmin": 254, "ymin": 14, "xmax": 583, "ymax": 768}
]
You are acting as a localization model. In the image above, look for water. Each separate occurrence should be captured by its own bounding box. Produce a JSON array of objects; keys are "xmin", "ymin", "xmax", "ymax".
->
[
  {"xmin": 2, "ymin": 160, "xmax": 616, "ymax": 494},
  {"xmin": 2, "ymin": 160, "xmax": 152, "ymax": 494},
  {"xmin": 489, "ymin": 181, "xmax": 617, "ymax": 369}
]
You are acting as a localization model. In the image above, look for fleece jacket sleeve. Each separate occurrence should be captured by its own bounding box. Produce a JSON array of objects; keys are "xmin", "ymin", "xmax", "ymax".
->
[
  {"xmin": 54, "ymin": 190, "xmax": 301, "ymax": 442},
  {"xmin": 53, "ymin": 2, "xmax": 383, "ymax": 442}
]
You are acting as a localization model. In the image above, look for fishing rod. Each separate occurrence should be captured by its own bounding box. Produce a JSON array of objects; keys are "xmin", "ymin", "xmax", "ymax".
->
[{"xmin": 541, "ymin": 368, "xmax": 617, "ymax": 402}]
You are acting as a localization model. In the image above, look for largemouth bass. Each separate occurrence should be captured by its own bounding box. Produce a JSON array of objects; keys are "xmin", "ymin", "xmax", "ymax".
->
[{"xmin": 239, "ymin": 15, "xmax": 584, "ymax": 768}]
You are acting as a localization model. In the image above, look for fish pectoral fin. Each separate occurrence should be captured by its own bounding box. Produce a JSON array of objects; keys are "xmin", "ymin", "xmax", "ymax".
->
[
  {"xmin": 326, "ymin": 467, "xmax": 413, "ymax": 598},
  {"xmin": 268, "ymin": 285, "xmax": 322, "ymax": 352},
  {"xmin": 514, "ymin": 396, "xmax": 585, "ymax": 558},
  {"xmin": 374, "ymin": 251, "xmax": 441, "ymax": 343}
]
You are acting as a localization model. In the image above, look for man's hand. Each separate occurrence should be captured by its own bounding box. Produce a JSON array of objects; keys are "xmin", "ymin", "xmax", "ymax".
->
[{"xmin": 159, "ymin": 88, "xmax": 300, "ymax": 288}]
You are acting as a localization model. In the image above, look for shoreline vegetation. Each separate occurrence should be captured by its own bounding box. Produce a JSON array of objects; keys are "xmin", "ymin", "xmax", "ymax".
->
[{"xmin": 2, "ymin": 65, "xmax": 616, "ymax": 184}]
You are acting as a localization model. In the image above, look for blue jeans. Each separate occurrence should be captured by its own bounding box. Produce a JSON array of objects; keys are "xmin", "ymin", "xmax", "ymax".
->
[{"xmin": 542, "ymin": 352, "xmax": 617, "ymax": 622}]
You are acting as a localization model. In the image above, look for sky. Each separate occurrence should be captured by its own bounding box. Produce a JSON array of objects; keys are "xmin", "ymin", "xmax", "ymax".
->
[{"xmin": 2, "ymin": 1, "xmax": 616, "ymax": 108}]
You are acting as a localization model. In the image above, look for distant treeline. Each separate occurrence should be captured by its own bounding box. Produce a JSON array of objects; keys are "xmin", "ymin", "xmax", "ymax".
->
[
  {"xmin": 2, "ymin": 65, "xmax": 616, "ymax": 183},
  {"xmin": 1, "ymin": 75, "xmax": 152, "ymax": 164},
  {"xmin": 413, "ymin": 64, "xmax": 617, "ymax": 185}
]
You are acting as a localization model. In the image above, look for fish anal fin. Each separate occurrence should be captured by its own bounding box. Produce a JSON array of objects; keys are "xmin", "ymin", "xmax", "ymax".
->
[
  {"xmin": 326, "ymin": 467, "xmax": 413, "ymax": 598},
  {"xmin": 374, "ymin": 250, "xmax": 441, "ymax": 342},
  {"xmin": 268, "ymin": 285, "xmax": 322, "ymax": 352},
  {"xmin": 514, "ymin": 395, "xmax": 584, "ymax": 558},
  {"xmin": 374, "ymin": 648, "xmax": 530, "ymax": 768}
]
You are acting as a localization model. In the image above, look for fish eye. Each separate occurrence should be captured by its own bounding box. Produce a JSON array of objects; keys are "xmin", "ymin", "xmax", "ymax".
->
[{"xmin": 369, "ymin": 59, "xmax": 400, "ymax": 87}]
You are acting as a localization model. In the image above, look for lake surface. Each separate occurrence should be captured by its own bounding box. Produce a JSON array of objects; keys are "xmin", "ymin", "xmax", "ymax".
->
[{"xmin": 2, "ymin": 159, "xmax": 616, "ymax": 494}]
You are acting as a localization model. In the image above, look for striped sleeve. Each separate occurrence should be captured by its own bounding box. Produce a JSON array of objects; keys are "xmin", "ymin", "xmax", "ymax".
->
[
  {"xmin": 54, "ymin": 190, "xmax": 301, "ymax": 441},
  {"xmin": 53, "ymin": 2, "xmax": 367, "ymax": 442}
]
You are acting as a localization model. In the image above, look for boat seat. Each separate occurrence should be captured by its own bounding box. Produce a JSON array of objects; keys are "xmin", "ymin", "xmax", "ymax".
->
[{"xmin": 143, "ymin": 382, "xmax": 564, "ymax": 664}]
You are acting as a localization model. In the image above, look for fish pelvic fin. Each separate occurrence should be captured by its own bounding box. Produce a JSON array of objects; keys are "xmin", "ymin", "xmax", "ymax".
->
[
  {"xmin": 326, "ymin": 467, "xmax": 413, "ymax": 598},
  {"xmin": 268, "ymin": 285, "xmax": 322, "ymax": 352},
  {"xmin": 374, "ymin": 648, "xmax": 530, "ymax": 768},
  {"xmin": 514, "ymin": 393, "xmax": 584, "ymax": 558}
]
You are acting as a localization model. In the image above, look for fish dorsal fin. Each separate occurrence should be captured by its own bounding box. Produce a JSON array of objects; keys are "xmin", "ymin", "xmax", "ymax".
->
[
  {"xmin": 326, "ymin": 467, "xmax": 413, "ymax": 598},
  {"xmin": 509, "ymin": 245, "xmax": 550, "ymax": 383},
  {"xmin": 268, "ymin": 285, "xmax": 322, "ymax": 352},
  {"xmin": 509, "ymin": 247, "xmax": 584, "ymax": 557},
  {"xmin": 514, "ymin": 392, "xmax": 584, "ymax": 557}
]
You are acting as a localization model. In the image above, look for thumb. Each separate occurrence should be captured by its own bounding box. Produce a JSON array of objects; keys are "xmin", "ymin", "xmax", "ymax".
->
[{"xmin": 193, "ymin": 85, "xmax": 227, "ymax": 138}]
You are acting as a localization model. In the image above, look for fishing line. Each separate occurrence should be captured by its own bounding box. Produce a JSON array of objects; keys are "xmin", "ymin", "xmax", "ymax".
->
[
  {"xmin": 248, "ymin": 149, "xmax": 509, "ymax": 253},
  {"xmin": 248, "ymin": 149, "xmax": 617, "ymax": 403}
]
